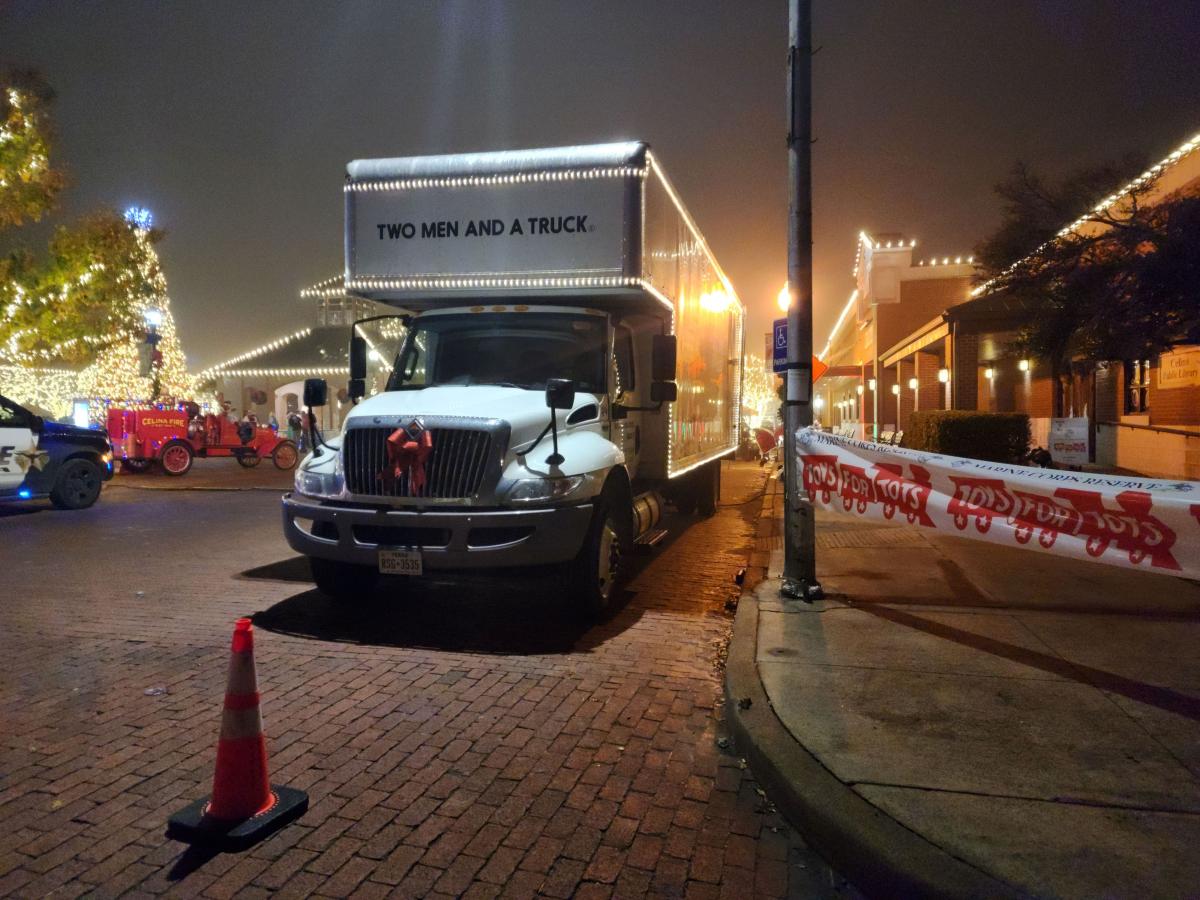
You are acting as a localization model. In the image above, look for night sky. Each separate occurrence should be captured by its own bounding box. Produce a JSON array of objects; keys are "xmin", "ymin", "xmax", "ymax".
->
[{"xmin": 4, "ymin": 1, "xmax": 1199, "ymax": 367}]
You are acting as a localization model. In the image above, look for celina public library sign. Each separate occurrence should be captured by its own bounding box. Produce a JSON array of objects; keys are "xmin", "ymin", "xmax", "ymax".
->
[{"xmin": 1159, "ymin": 346, "xmax": 1200, "ymax": 390}]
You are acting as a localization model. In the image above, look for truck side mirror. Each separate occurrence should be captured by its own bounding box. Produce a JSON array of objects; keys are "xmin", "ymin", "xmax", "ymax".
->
[
  {"xmin": 546, "ymin": 378, "xmax": 576, "ymax": 410},
  {"xmin": 303, "ymin": 378, "xmax": 328, "ymax": 408},
  {"xmin": 652, "ymin": 334, "xmax": 677, "ymax": 382},
  {"xmin": 350, "ymin": 334, "xmax": 367, "ymax": 382},
  {"xmin": 349, "ymin": 335, "xmax": 368, "ymax": 401},
  {"xmin": 650, "ymin": 381, "xmax": 677, "ymax": 404}
]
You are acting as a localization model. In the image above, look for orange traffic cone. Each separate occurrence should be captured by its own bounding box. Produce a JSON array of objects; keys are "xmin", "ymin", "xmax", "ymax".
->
[{"xmin": 167, "ymin": 618, "xmax": 307, "ymax": 851}]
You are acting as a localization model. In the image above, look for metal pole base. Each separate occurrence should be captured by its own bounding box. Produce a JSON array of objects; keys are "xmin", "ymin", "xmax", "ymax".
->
[{"xmin": 780, "ymin": 577, "xmax": 824, "ymax": 603}]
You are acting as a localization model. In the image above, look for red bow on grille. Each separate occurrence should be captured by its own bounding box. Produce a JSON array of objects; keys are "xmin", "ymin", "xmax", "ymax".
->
[{"xmin": 380, "ymin": 427, "xmax": 433, "ymax": 496}]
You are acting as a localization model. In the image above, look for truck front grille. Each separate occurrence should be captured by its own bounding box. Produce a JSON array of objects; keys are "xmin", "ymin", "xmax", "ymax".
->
[{"xmin": 344, "ymin": 426, "xmax": 494, "ymax": 500}]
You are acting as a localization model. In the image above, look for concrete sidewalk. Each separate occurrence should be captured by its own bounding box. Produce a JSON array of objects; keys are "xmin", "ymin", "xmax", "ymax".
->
[{"xmin": 727, "ymin": 473, "xmax": 1200, "ymax": 899}]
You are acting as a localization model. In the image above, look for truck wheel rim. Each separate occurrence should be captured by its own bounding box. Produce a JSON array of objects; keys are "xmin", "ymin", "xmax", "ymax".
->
[
  {"xmin": 163, "ymin": 446, "xmax": 189, "ymax": 472},
  {"xmin": 67, "ymin": 466, "xmax": 99, "ymax": 504},
  {"xmin": 597, "ymin": 519, "xmax": 620, "ymax": 603}
]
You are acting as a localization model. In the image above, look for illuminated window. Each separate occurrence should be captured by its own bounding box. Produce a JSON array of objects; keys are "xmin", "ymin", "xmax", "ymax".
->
[{"xmin": 1125, "ymin": 359, "xmax": 1151, "ymax": 413}]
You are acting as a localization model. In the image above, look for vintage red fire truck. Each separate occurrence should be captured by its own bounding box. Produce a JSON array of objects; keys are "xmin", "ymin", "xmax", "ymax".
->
[{"xmin": 106, "ymin": 407, "xmax": 299, "ymax": 476}]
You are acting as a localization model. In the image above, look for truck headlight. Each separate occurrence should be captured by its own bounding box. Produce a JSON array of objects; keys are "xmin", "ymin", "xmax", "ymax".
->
[
  {"xmin": 507, "ymin": 475, "xmax": 586, "ymax": 504},
  {"xmin": 295, "ymin": 468, "xmax": 344, "ymax": 499}
]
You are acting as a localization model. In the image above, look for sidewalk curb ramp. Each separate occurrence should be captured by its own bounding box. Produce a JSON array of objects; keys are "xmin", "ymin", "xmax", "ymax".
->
[{"xmin": 724, "ymin": 587, "xmax": 1029, "ymax": 900}]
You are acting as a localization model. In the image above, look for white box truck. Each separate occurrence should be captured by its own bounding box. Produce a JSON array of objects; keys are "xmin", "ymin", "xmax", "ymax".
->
[{"xmin": 284, "ymin": 141, "xmax": 744, "ymax": 615}]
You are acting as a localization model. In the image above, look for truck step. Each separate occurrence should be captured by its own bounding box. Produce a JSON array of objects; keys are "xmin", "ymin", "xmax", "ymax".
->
[{"xmin": 634, "ymin": 528, "xmax": 668, "ymax": 550}]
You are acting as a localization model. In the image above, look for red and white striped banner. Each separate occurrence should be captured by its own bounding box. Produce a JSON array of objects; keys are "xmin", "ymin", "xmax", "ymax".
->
[{"xmin": 797, "ymin": 428, "xmax": 1200, "ymax": 579}]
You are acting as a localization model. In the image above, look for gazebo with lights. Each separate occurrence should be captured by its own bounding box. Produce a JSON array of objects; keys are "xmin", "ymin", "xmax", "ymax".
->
[{"xmin": 198, "ymin": 276, "xmax": 380, "ymax": 431}]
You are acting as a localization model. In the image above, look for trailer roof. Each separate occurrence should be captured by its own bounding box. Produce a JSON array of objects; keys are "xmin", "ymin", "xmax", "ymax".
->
[{"xmin": 346, "ymin": 141, "xmax": 648, "ymax": 182}]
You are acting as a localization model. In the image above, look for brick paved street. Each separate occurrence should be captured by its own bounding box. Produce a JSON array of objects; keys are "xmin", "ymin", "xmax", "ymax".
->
[{"xmin": 0, "ymin": 461, "xmax": 854, "ymax": 898}]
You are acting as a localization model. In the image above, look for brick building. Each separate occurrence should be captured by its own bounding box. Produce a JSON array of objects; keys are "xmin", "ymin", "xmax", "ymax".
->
[
  {"xmin": 861, "ymin": 129, "xmax": 1200, "ymax": 478},
  {"xmin": 815, "ymin": 231, "xmax": 975, "ymax": 438}
]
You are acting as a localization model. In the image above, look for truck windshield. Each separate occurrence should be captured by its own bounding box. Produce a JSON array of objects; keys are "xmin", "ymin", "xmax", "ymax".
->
[{"xmin": 388, "ymin": 312, "xmax": 607, "ymax": 393}]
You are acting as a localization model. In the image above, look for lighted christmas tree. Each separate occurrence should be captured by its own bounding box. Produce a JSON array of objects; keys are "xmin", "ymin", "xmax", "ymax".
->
[
  {"xmin": 76, "ymin": 208, "xmax": 192, "ymax": 405},
  {"xmin": 1, "ymin": 71, "xmax": 194, "ymax": 414}
]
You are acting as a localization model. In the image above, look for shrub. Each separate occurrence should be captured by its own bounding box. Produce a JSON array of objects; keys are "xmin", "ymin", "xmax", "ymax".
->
[{"xmin": 902, "ymin": 411, "xmax": 1030, "ymax": 463}]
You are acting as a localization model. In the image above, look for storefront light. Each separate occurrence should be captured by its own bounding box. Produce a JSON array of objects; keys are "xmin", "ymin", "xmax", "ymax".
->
[
  {"xmin": 1018, "ymin": 359, "xmax": 1030, "ymax": 372},
  {"xmin": 891, "ymin": 384, "xmax": 900, "ymax": 396},
  {"xmin": 984, "ymin": 367, "xmax": 995, "ymax": 380},
  {"xmin": 814, "ymin": 395, "xmax": 825, "ymax": 410},
  {"xmin": 908, "ymin": 377, "xmax": 918, "ymax": 390},
  {"xmin": 868, "ymin": 378, "xmax": 877, "ymax": 391},
  {"xmin": 938, "ymin": 368, "xmax": 949, "ymax": 383},
  {"xmin": 856, "ymin": 384, "xmax": 864, "ymax": 395}
]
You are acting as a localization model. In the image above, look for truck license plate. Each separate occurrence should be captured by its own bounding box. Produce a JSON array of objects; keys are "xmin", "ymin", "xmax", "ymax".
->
[{"xmin": 379, "ymin": 548, "xmax": 422, "ymax": 576}]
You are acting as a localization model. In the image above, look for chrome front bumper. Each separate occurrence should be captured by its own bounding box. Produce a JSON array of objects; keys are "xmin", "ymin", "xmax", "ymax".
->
[{"xmin": 282, "ymin": 493, "xmax": 594, "ymax": 569}]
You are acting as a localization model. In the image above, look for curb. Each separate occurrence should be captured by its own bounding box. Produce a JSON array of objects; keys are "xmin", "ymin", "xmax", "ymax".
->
[
  {"xmin": 724, "ymin": 585, "xmax": 1028, "ymax": 900},
  {"xmin": 109, "ymin": 482, "xmax": 288, "ymax": 493}
]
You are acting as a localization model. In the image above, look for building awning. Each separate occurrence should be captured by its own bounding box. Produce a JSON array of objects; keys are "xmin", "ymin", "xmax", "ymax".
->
[{"xmin": 881, "ymin": 316, "xmax": 949, "ymax": 368}]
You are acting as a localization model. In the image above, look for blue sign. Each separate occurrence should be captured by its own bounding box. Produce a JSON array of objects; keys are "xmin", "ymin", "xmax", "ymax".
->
[{"xmin": 772, "ymin": 318, "xmax": 788, "ymax": 374}]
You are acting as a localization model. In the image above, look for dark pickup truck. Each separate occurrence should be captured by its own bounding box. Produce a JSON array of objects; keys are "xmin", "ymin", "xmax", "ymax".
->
[{"xmin": 0, "ymin": 393, "xmax": 114, "ymax": 509}]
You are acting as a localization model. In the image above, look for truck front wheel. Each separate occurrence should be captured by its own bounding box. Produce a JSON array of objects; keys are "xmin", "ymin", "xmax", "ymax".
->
[
  {"xmin": 567, "ymin": 493, "xmax": 630, "ymax": 619},
  {"xmin": 696, "ymin": 460, "xmax": 720, "ymax": 517},
  {"xmin": 309, "ymin": 557, "xmax": 378, "ymax": 600},
  {"xmin": 49, "ymin": 458, "xmax": 103, "ymax": 510}
]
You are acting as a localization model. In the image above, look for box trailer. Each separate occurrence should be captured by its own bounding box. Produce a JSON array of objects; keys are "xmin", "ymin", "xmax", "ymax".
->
[{"xmin": 283, "ymin": 141, "xmax": 745, "ymax": 614}]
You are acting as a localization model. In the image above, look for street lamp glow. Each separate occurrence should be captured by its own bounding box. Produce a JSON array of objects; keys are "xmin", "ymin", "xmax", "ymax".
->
[
  {"xmin": 1018, "ymin": 359, "xmax": 1030, "ymax": 372},
  {"xmin": 908, "ymin": 377, "xmax": 919, "ymax": 390},
  {"xmin": 868, "ymin": 378, "xmax": 877, "ymax": 391},
  {"xmin": 143, "ymin": 307, "xmax": 163, "ymax": 328},
  {"xmin": 985, "ymin": 367, "xmax": 995, "ymax": 380},
  {"xmin": 777, "ymin": 283, "xmax": 790, "ymax": 313}
]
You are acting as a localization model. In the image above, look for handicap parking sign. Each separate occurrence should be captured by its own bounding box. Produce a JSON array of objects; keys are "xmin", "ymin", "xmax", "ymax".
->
[{"xmin": 772, "ymin": 319, "xmax": 788, "ymax": 373}]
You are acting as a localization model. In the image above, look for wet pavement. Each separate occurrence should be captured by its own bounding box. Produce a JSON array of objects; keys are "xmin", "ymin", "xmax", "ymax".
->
[{"xmin": 0, "ymin": 461, "xmax": 855, "ymax": 898}]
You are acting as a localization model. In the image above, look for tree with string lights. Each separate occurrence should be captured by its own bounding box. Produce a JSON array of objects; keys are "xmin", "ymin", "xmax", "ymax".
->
[
  {"xmin": 1, "ymin": 68, "xmax": 192, "ymax": 410},
  {"xmin": 0, "ymin": 69, "xmax": 65, "ymax": 229},
  {"xmin": 75, "ymin": 208, "xmax": 192, "ymax": 405},
  {"xmin": 2, "ymin": 207, "xmax": 192, "ymax": 406},
  {"xmin": 975, "ymin": 154, "xmax": 1200, "ymax": 416}
]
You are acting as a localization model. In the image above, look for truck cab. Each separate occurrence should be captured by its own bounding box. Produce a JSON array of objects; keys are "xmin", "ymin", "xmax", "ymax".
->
[
  {"xmin": 283, "ymin": 142, "xmax": 744, "ymax": 615},
  {"xmin": 0, "ymin": 393, "xmax": 113, "ymax": 509}
]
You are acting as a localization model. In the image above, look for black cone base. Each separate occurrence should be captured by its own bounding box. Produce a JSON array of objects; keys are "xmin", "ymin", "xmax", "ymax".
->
[{"xmin": 167, "ymin": 785, "xmax": 308, "ymax": 853}]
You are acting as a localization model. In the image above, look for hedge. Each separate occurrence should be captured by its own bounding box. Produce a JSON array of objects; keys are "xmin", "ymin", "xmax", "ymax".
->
[{"xmin": 902, "ymin": 410, "xmax": 1031, "ymax": 463}]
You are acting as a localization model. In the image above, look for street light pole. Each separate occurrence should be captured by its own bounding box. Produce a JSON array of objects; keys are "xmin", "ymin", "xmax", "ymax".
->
[{"xmin": 782, "ymin": 0, "xmax": 823, "ymax": 601}]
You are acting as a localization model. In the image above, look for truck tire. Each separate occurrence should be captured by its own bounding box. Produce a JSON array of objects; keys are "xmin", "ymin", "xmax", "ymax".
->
[
  {"xmin": 697, "ymin": 460, "xmax": 720, "ymax": 517},
  {"xmin": 160, "ymin": 440, "xmax": 194, "ymax": 476},
  {"xmin": 49, "ymin": 458, "xmax": 103, "ymax": 510},
  {"xmin": 672, "ymin": 483, "xmax": 698, "ymax": 515},
  {"xmin": 120, "ymin": 458, "xmax": 152, "ymax": 474},
  {"xmin": 310, "ymin": 557, "xmax": 378, "ymax": 600},
  {"xmin": 566, "ymin": 491, "xmax": 630, "ymax": 619}
]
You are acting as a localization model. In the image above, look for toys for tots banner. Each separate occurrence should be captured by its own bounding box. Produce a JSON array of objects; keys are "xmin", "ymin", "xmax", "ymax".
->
[{"xmin": 796, "ymin": 428, "xmax": 1200, "ymax": 579}]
